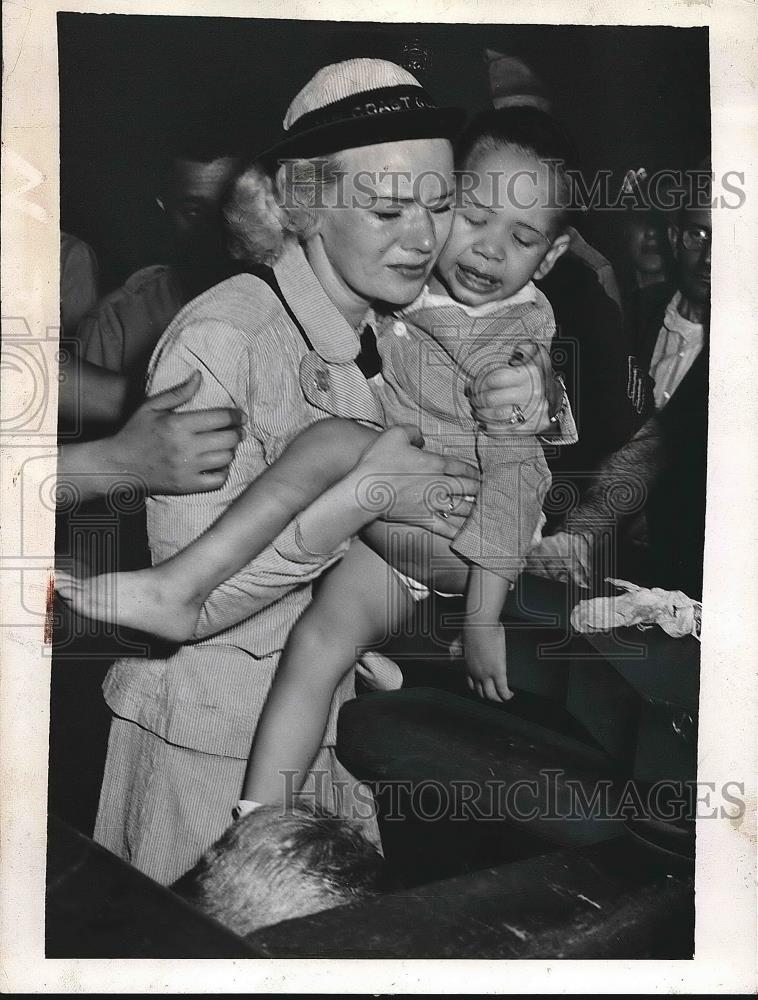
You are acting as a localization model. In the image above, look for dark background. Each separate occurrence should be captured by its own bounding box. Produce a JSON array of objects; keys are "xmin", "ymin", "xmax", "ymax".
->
[{"xmin": 59, "ymin": 14, "xmax": 710, "ymax": 293}]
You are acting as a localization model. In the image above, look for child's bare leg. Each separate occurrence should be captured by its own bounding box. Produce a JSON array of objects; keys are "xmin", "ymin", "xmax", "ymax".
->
[
  {"xmin": 361, "ymin": 521, "xmax": 514, "ymax": 701},
  {"xmin": 241, "ymin": 540, "xmax": 415, "ymax": 805},
  {"xmin": 361, "ymin": 519, "xmax": 470, "ymax": 596},
  {"xmin": 153, "ymin": 418, "xmax": 378, "ymax": 595},
  {"xmin": 56, "ymin": 418, "xmax": 378, "ymax": 640}
]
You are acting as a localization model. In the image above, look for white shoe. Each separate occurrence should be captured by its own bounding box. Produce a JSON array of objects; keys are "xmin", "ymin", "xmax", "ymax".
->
[
  {"xmin": 355, "ymin": 651, "xmax": 403, "ymax": 691},
  {"xmin": 448, "ymin": 633, "xmax": 464, "ymax": 659}
]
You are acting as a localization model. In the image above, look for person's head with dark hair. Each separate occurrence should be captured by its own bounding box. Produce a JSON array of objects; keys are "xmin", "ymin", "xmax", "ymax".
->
[
  {"xmin": 427, "ymin": 106, "xmax": 574, "ymax": 307},
  {"xmin": 484, "ymin": 50, "xmax": 552, "ymax": 113},
  {"xmin": 153, "ymin": 114, "xmax": 246, "ymax": 293},
  {"xmin": 171, "ymin": 803, "xmax": 384, "ymax": 936},
  {"xmin": 620, "ymin": 168, "xmax": 673, "ymax": 292},
  {"xmin": 624, "ymin": 208, "xmax": 671, "ymax": 288},
  {"xmin": 456, "ymin": 105, "xmax": 576, "ymax": 179}
]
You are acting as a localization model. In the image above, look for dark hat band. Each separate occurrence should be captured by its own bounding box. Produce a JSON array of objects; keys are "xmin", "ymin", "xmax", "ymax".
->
[{"xmin": 288, "ymin": 85, "xmax": 439, "ymax": 137}]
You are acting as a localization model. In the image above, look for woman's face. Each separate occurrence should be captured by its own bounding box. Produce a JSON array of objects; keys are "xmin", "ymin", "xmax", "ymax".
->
[{"xmin": 309, "ymin": 138, "xmax": 455, "ymax": 316}]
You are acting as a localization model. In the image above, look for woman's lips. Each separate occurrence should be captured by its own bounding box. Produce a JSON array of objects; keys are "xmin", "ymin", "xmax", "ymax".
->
[
  {"xmin": 456, "ymin": 262, "xmax": 500, "ymax": 293},
  {"xmin": 389, "ymin": 261, "xmax": 430, "ymax": 280}
]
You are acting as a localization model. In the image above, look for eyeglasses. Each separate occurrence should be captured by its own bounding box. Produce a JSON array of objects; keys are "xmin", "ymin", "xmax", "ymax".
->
[{"xmin": 680, "ymin": 227, "xmax": 712, "ymax": 252}]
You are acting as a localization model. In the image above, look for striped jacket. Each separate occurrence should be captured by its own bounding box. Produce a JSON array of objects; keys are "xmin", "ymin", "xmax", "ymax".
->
[
  {"xmin": 103, "ymin": 240, "xmax": 384, "ymax": 759},
  {"xmin": 377, "ymin": 283, "xmax": 554, "ymax": 580}
]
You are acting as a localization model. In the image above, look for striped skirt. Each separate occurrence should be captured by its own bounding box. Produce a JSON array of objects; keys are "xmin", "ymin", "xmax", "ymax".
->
[{"xmin": 94, "ymin": 715, "xmax": 381, "ymax": 886}]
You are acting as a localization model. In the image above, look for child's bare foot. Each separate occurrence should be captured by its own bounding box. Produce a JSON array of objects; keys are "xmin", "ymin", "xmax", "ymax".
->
[{"xmin": 55, "ymin": 567, "xmax": 203, "ymax": 642}]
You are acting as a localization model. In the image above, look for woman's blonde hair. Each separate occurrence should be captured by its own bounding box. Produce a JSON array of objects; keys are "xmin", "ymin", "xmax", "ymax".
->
[{"xmin": 225, "ymin": 155, "xmax": 344, "ymax": 266}]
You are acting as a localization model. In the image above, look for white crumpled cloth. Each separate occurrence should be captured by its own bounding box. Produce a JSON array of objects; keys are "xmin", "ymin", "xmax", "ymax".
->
[{"xmin": 570, "ymin": 578, "xmax": 702, "ymax": 641}]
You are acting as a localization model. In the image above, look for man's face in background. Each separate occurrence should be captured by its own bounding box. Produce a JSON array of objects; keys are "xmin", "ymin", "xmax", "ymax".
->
[
  {"xmin": 159, "ymin": 155, "xmax": 243, "ymax": 287},
  {"xmin": 670, "ymin": 203, "xmax": 711, "ymax": 307},
  {"xmin": 625, "ymin": 210, "xmax": 669, "ymax": 280}
]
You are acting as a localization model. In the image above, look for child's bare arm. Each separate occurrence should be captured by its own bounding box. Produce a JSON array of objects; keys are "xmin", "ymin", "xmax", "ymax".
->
[{"xmin": 463, "ymin": 566, "xmax": 514, "ymax": 703}]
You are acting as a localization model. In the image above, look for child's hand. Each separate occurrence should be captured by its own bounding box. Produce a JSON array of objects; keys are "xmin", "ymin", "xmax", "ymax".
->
[
  {"xmin": 467, "ymin": 342, "xmax": 553, "ymax": 436},
  {"xmin": 463, "ymin": 620, "xmax": 514, "ymax": 703}
]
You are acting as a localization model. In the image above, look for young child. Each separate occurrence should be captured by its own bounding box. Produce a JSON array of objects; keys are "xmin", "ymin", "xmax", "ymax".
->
[{"xmin": 58, "ymin": 107, "xmax": 574, "ymax": 813}]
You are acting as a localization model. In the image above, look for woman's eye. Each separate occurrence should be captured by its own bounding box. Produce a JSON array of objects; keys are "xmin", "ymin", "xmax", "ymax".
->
[
  {"xmin": 464, "ymin": 215, "xmax": 487, "ymax": 227},
  {"xmin": 373, "ymin": 210, "xmax": 402, "ymax": 220},
  {"xmin": 431, "ymin": 203, "xmax": 452, "ymax": 215}
]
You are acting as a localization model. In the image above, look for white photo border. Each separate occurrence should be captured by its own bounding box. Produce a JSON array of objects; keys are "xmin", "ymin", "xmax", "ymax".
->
[{"xmin": 1, "ymin": 0, "xmax": 756, "ymax": 993}]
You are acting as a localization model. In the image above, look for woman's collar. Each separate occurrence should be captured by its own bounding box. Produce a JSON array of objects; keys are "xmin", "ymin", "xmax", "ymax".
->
[{"xmin": 272, "ymin": 241, "xmax": 365, "ymax": 364}]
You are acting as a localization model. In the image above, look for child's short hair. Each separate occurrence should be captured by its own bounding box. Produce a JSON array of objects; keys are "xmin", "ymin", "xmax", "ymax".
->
[
  {"xmin": 456, "ymin": 106, "xmax": 578, "ymax": 223},
  {"xmin": 172, "ymin": 803, "xmax": 384, "ymax": 937}
]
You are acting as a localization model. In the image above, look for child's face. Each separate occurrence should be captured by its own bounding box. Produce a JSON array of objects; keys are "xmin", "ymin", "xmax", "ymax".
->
[{"xmin": 433, "ymin": 145, "xmax": 569, "ymax": 307}]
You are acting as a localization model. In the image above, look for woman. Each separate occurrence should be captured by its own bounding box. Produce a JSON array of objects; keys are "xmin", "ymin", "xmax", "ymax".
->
[{"xmin": 93, "ymin": 58, "xmax": 572, "ymax": 884}]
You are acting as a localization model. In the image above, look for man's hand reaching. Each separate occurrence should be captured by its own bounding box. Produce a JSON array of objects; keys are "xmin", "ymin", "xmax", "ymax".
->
[{"xmin": 58, "ymin": 371, "xmax": 246, "ymax": 501}]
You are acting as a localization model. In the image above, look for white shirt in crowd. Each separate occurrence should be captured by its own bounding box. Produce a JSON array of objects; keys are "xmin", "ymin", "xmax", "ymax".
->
[{"xmin": 649, "ymin": 291, "xmax": 705, "ymax": 410}]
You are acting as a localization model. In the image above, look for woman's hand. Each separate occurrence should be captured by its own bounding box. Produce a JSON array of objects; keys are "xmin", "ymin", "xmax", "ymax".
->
[
  {"xmin": 467, "ymin": 341, "xmax": 560, "ymax": 437},
  {"xmin": 353, "ymin": 425, "xmax": 480, "ymax": 541}
]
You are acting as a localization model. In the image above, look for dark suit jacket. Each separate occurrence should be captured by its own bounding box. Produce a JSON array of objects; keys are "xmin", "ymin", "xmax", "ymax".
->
[
  {"xmin": 632, "ymin": 283, "xmax": 708, "ymax": 598},
  {"xmin": 537, "ymin": 254, "xmax": 646, "ymax": 530},
  {"xmin": 647, "ymin": 350, "xmax": 708, "ymax": 599},
  {"xmin": 630, "ymin": 281, "xmax": 679, "ymax": 372}
]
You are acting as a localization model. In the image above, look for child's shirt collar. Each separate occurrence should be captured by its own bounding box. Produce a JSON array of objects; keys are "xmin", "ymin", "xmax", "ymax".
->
[{"xmin": 400, "ymin": 280, "xmax": 537, "ymax": 319}]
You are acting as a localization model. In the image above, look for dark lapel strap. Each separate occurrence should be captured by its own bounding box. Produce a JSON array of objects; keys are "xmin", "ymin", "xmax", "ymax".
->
[{"xmin": 258, "ymin": 267, "xmax": 314, "ymax": 352}]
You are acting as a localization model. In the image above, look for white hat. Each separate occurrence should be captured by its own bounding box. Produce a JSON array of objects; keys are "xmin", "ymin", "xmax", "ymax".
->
[{"xmin": 259, "ymin": 58, "xmax": 465, "ymax": 163}]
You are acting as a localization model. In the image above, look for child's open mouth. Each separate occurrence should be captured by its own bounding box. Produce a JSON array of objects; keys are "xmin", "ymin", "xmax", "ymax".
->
[{"xmin": 456, "ymin": 263, "xmax": 500, "ymax": 293}]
